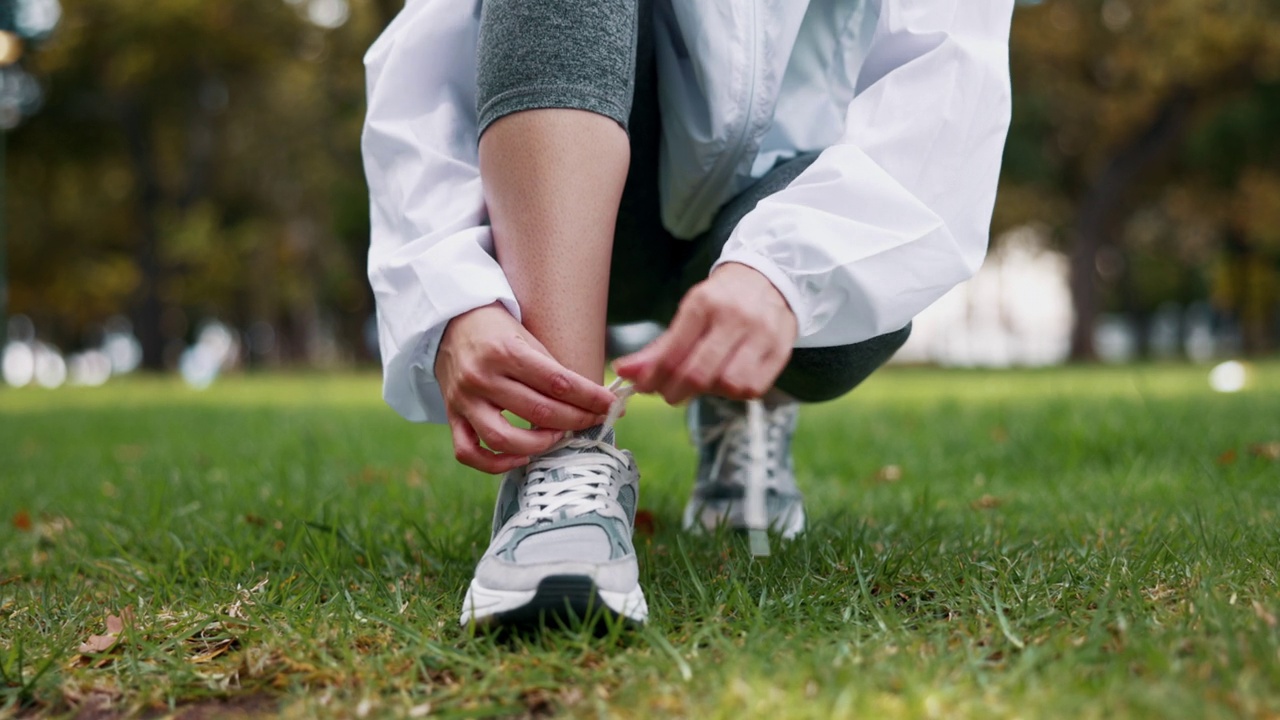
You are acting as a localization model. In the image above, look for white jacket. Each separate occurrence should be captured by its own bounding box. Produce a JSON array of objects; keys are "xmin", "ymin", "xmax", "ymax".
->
[{"xmin": 363, "ymin": 0, "xmax": 1014, "ymax": 423}]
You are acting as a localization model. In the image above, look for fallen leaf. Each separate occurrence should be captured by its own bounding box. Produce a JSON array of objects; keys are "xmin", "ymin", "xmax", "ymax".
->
[
  {"xmin": 12, "ymin": 510, "xmax": 32, "ymax": 532},
  {"xmin": 1216, "ymin": 449, "xmax": 1238, "ymax": 466},
  {"xmin": 1253, "ymin": 600, "xmax": 1277, "ymax": 628},
  {"xmin": 875, "ymin": 465, "xmax": 903, "ymax": 483},
  {"xmin": 39, "ymin": 516, "xmax": 73, "ymax": 541},
  {"xmin": 634, "ymin": 510, "xmax": 656, "ymax": 537},
  {"xmin": 971, "ymin": 495, "xmax": 1003, "ymax": 510},
  {"xmin": 189, "ymin": 638, "xmax": 237, "ymax": 664},
  {"xmin": 78, "ymin": 612, "xmax": 131, "ymax": 654},
  {"xmin": 1249, "ymin": 442, "xmax": 1280, "ymax": 461}
]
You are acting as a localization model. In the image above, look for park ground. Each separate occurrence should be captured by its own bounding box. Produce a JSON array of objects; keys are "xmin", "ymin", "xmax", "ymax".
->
[{"xmin": 2, "ymin": 364, "xmax": 1279, "ymax": 719}]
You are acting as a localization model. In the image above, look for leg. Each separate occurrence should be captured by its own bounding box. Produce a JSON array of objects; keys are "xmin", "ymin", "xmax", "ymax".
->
[
  {"xmin": 477, "ymin": 0, "xmax": 639, "ymax": 383},
  {"xmin": 461, "ymin": 0, "xmax": 652, "ymax": 631},
  {"xmin": 774, "ymin": 327, "xmax": 911, "ymax": 402}
]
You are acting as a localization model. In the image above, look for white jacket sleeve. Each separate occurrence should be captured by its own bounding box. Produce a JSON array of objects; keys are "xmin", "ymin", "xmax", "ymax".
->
[
  {"xmin": 363, "ymin": 0, "xmax": 519, "ymax": 423},
  {"xmin": 714, "ymin": 0, "xmax": 1014, "ymax": 348}
]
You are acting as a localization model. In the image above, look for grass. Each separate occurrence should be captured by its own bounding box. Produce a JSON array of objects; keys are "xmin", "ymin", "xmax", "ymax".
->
[{"xmin": 2, "ymin": 363, "xmax": 1280, "ymax": 719}]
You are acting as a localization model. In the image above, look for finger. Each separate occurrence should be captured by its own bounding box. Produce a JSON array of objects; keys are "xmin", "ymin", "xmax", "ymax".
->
[
  {"xmin": 489, "ymin": 377, "xmax": 603, "ymax": 431},
  {"xmin": 716, "ymin": 339, "xmax": 777, "ymax": 400},
  {"xmin": 659, "ymin": 325, "xmax": 746, "ymax": 405},
  {"xmin": 449, "ymin": 416, "xmax": 529, "ymax": 474},
  {"xmin": 626, "ymin": 304, "xmax": 710, "ymax": 394},
  {"xmin": 468, "ymin": 404, "xmax": 566, "ymax": 455},
  {"xmin": 506, "ymin": 342, "xmax": 616, "ymax": 414}
]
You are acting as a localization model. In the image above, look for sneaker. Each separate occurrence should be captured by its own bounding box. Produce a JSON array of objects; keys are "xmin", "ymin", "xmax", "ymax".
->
[
  {"xmin": 682, "ymin": 395, "xmax": 806, "ymax": 549},
  {"xmin": 459, "ymin": 384, "xmax": 648, "ymax": 628}
]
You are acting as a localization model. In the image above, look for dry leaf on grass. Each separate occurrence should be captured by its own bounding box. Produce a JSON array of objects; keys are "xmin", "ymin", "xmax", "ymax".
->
[
  {"xmin": 875, "ymin": 465, "xmax": 903, "ymax": 483},
  {"xmin": 78, "ymin": 610, "xmax": 133, "ymax": 654},
  {"xmin": 971, "ymin": 495, "xmax": 1003, "ymax": 510},
  {"xmin": 189, "ymin": 638, "xmax": 238, "ymax": 664},
  {"xmin": 1249, "ymin": 442, "xmax": 1280, "ymax": 461},
  {"xmin": 12, "ymin": 510, "xmax": 33, "ymax": 532},
  {"xmin": 1216, "ymin": 449, "xmax": 1238, "ymax": 466},
  {"xmin": 634, "ymin": 509, "xmax": 656, "ymax": 537},
  {"xmin": 1253, "ymin": 601, "xmax": 1278, "ymax": 628},
  {"xmin": 227, "ymin": 576, "xmax": 270, "ymax": 622}
]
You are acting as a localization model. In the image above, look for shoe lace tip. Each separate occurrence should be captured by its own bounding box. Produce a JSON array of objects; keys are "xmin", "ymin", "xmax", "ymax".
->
[{"xmin": 748, "ymin": 529, "xmax": 771, "ymax": 557}]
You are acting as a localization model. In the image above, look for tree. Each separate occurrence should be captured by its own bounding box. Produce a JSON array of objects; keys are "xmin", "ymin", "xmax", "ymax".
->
[
  {"xmin": 998, "ymin": 0, "xmax": 1280, "ymax": 359},
  {"xmin": 8, "ymin": 0, "xmax": 391, "ymax": 366}
]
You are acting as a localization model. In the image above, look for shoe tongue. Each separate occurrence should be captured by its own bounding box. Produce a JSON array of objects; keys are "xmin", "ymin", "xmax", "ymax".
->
[
  {"xmin": 575, "ymin": 423, "xmax": 615, "ymax": 446},
  {"xmin": 536, "ymin": 424, "xmax": 616, "ymax": 463}
]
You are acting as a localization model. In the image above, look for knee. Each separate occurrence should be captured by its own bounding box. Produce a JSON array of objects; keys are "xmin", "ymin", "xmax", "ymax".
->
[{"xmin": 774, "ymin": 323, "xmax": 912, "ymax": 404}]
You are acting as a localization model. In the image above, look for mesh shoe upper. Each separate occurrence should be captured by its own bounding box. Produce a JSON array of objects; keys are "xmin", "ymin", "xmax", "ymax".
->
[{"xmin": 473, "ymin": 423, "xmax": 641, "ymax": 594}]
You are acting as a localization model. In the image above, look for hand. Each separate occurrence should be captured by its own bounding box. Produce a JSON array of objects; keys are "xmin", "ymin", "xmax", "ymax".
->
[
  {"xmin": 613, "ymin": 263, "xmax": 798, "ymax": 404},
  {"xmin": 436, "ymin": 303, "xmax": 617, "ymax": 473}
]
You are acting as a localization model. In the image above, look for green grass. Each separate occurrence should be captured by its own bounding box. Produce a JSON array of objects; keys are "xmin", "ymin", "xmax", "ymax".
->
[{"xmin": 2, "ymin": 364, "xmax": 1280, "ymax": 718}]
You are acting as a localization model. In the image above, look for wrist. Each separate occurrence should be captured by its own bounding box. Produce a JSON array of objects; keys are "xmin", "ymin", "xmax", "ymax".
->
[{"xmin": 712, "ymin": 262, "xmax": 793, "ymax": 315}]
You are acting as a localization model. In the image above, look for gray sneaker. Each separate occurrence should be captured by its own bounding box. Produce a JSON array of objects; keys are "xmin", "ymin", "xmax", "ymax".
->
[
  {"xmin": 682, "ymin": 395, "xmax": 806, "ymax": 548},
  {"xmin": 459, "ymin": 422, "xmax": 648, "ymax": 628}
]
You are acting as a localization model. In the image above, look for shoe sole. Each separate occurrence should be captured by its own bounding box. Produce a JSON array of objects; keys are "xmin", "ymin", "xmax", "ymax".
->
[{"xmin": 460, "ymin": 575, "xmax": 648, "ymax": 629}]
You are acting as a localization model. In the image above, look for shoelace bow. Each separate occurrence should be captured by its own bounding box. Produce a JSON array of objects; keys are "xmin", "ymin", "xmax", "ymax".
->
[{"xmin": 523, "ymin": 378, "xmax": 635, "ymax": 522}]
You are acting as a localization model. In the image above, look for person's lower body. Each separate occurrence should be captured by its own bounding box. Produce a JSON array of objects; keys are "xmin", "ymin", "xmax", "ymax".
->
[{"xmin": 459, "ymin": 0, "xmax": 908, "ymax": 628}]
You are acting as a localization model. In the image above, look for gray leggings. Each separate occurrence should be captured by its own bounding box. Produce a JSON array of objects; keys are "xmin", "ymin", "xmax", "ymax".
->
[{"xmin": 477, "ymin": 0, "xmax": 909, "ymax": 403}]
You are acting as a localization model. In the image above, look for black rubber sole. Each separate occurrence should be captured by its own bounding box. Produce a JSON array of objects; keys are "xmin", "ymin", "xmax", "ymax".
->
[{"xmin": 482, "ymin": 575, "xmax": 640, "ymax": 636}]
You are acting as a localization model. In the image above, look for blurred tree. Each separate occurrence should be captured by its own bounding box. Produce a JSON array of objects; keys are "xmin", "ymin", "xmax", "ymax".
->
[
  {"xmin": 8, "ymin": 0, "xmax": 392, "ymax": 367},
  {"xmin": 8, "ymin": 0, "xmax": 1279, "ymax": 367},
  {"xmin": 997, "ymin": 0, "xmax": 1280, "ymax": 359}
]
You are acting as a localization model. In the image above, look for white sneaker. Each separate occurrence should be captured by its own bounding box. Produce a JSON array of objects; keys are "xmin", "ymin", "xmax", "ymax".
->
[
  {"xmin": 682, "ymin": 395, "xmax": 806, "ymax": 553},
  {"xmin": 460, "ymin": 382, "xmax": 648, "ymax": 628}
]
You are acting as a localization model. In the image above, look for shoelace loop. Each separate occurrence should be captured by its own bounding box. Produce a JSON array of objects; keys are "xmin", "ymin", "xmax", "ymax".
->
[{"xmin": 522, "ymin": 378, "xmax": 634, "ymax": 523}]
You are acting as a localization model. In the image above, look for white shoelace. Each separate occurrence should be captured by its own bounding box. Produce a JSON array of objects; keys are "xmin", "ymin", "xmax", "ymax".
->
[
  {"xmin": 699, "ymin": 399, "xmax": 781, "ymax": 557},
  {"xmin": 522, "ymin": 378, "xmax": 634, "ymax": 523}
]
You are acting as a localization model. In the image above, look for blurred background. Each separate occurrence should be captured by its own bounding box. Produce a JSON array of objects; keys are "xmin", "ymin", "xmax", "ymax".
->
[{"xmin": 0, "ymin": 0, "xmax": 1277, "ymax": 389}]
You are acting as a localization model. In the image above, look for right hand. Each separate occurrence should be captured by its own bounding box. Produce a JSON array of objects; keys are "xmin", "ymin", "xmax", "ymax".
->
[{"xmin": 435, "ymin": 303, "xmax": 617, "ymax": 474}]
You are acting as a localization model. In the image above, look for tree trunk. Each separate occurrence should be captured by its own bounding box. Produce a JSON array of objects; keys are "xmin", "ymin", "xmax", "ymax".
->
[
  {"xmin": 1069, "ymin": 88, "xmax": 1197, "ymax": 361},
  {"xmin": 371, "ymin": 0, "xmax": 403, "ymax": 28},
  {"xmin": 120, "ymin": 99, "xmax": 166, "ymax": 370}
]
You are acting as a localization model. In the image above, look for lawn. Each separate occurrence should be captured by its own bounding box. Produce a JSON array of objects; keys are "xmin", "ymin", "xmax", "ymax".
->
[{"xmin": 2, "ymin": 364, "xmax": 1279, "ymax": 719}]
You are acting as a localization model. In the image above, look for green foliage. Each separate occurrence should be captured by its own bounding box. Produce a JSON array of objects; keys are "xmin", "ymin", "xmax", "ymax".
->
[
  {"xmin": 8, "ymin": 0, "xmax": 385, "ymax": 358},
  {"xmin": 7, "ymin": 0, "xmax": 1280, "ymax": 357},
  {"xmin": 2, "ymin": 367, "xmax": 1279, "ymax": 716},
  {"xmin": 1000, "ymin": 0, "xmax": 1280, "ymax": 352}
]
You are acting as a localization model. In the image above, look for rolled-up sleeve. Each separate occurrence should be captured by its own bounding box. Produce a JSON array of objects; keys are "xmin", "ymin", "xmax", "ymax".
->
[
  {"xmin": 363, "ymin": 0, "xmax": 519, "ymax": 423},
  {"xmin": 715, "ymin": 0, "xmax": 1014, "ymax": 348}
]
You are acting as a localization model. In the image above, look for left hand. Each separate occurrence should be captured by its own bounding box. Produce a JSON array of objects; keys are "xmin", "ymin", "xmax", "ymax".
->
[{"xmin": 614, "ymin": 262, "xmax": 798, "ymax": 404}]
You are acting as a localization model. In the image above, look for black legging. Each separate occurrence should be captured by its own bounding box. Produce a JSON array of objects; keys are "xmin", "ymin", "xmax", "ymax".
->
[{"xmin": 476, "ymin": 0, "xmax": 910, "ymax": 403}]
